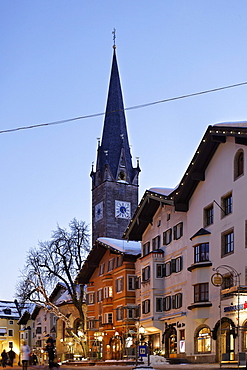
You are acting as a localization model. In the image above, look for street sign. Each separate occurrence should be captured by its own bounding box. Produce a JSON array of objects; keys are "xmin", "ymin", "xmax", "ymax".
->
[
  {"xmin": 139, "ymin": 345, "xmax": 147, "ymax": 357},
  {"xmin": 211, "ymin": 272, "xmax": 223, "ymax": 287}
]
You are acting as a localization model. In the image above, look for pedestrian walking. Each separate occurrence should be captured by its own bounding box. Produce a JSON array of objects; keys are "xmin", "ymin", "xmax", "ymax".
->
[
  {"xmin": 1, "ymin": 350, "xmax": 8, "ymax": 368},
  {"xmin": 21, "ymin": 342, "xmax": 30, "ymax": 370},
  {"xmin": 8, "ymin": 349, "xmax": 15, "ymax": 367},
  {"xmin": 45, "ymin": 342, "xmax": 55, "ymax": 369}
]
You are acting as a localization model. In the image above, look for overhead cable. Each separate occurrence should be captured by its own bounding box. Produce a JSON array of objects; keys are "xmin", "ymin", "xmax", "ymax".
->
[{"xmin": 1, "ymin": 80, "xmax": 247, "ymax": 135}]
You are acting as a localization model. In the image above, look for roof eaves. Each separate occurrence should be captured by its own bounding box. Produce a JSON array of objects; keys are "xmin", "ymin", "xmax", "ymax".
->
[{"xmin": 123, "ymin": 189, "xmax": 174, "ymax": 241}]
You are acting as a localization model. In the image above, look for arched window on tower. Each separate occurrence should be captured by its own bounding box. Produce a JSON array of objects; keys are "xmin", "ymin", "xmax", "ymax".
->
[{"xmin": 234, "ymin": 149, "xmax": 244, "ymax": 180}]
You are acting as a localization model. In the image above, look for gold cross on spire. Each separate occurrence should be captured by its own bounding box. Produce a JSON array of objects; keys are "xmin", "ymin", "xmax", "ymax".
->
[{"xmin": 112, "ymin": 28, "xmax": 116, "ymax": 49}]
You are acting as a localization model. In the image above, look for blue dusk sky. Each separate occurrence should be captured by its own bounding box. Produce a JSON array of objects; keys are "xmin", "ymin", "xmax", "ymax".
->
[{"xmin": 1, "ymin": 1, "xmax": 247, "ymax": 300}]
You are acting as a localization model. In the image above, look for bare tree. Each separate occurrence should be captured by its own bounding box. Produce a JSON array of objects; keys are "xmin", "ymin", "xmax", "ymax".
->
[{"xmin": 16, "ymin": 218, "xmax": 90, "ymax": 356}]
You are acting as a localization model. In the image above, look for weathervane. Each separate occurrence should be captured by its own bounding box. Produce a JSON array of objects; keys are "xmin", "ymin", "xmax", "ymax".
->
[{"xmin": 112, "ymin": 28, "xmax": 116, "ymax": 49}]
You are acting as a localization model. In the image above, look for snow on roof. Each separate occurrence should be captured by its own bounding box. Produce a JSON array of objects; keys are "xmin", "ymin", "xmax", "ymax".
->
[
  {"xmin": 214, "ymin": 121, "xmax": 247, "ymax": 127},
  {"xmin": 97, "ymin": 237, "xmax": 141, "ymax": 255},
  {"xmin": 0, "ymin": 301, "xmax": 20, "ymax": 319},
  {"xmin": 149, "ymin": 187, "xmax": 175, "ymax": 196}
]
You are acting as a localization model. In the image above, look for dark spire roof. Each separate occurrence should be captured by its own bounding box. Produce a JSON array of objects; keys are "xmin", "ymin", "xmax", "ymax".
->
[{"xmin": 95, "ymin": 49, "xmax": 136, "ymax": 182}]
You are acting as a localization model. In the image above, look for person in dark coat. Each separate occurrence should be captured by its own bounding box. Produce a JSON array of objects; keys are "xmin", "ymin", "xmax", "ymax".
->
[
  {"xmin": 8, "ymin": 350, "xmax": 15, "ymax": 367},
  {"xmin": 45, "ymin": 342, "xmax": 55, "ymax": 369},
  {"xmin": 1, "ymin": 350, "xmax": 8, "ymax": 368}
]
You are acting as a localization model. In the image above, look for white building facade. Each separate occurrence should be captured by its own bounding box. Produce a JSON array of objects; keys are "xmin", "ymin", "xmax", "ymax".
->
[{"xmin": 124, "ymin": 123, "xmax": 247, "ymax": 364}]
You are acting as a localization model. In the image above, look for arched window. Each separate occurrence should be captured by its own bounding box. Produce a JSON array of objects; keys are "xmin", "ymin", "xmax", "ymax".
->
[
  {"xmin": 195, "ymin": 326, "xmax": 211, "ymax": 353},
  {"xmin": 234, "ymin": 149, "xmax": 244, "ymax": 180}
]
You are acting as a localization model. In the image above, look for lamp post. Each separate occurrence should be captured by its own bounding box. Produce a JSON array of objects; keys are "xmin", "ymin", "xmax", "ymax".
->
[
  {"xmin": 134, "ymin": 325, "xmax": 153, "ymax": 369},
  {"xmin": 212, "ymin": 265, "xmax": 240, "ymax": 368}
]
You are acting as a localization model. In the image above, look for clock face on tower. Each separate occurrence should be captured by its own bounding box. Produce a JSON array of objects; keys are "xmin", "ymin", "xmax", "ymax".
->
[
  {"xmin": 115, "ymin": 200, "xmax": 131, "ymax": 219},
  {"xmin": 95, "ymin": 201, "xmax": 103, "ymax": 222}
]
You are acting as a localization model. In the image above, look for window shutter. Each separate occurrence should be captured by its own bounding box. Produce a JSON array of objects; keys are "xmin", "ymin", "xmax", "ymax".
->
[
  {"xmin": 142, "ymin": 301, "xmax": 145, "ymax": 314},
  {"xmin": 163, "ymin": 264, "xmax": 166, "ymax": 277},
  {"xmin": 147, "ymin": 266, "xmax": 150, "ymax": 279},
  {"xmin": 157, "ymin": 235, "xmax": 161, "ymax": 249},
  {"xmin": 172, "ymin": 295, "xmax": 176, "ymax": 309},
  {"xmin": 171, "ymin": 259, "xmax": 176, "ymax": 273},
  {"xmin": 147, "ymin": 299, "xmax": 150, "ymax": 313},
  {"xmin": 178, "ymin": 293, "xmax": 182, "ymax": 308},
  {"xmin": 179, "ymin": 256, "xmax": 183, "ymax": 271},
  {"xmin": 121, "ymin": 277, "xmax": 124, "ymax": 291},
  {"xmin": 173, "ymin": 226, "xmax": 177, "ymax": 240},
  {"xmin": 86, "ymin": 294, "xmax": 89, "ymax": 305},
  {"xmin": 142, "ymin": 268, "xmax": 145, "ymax": 282}
]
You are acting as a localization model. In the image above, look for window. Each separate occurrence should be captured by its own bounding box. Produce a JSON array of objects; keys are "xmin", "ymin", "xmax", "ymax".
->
[
  {"xmin": 88, "ymin": 319, "xmax": 96, "ymax": 329},
  {"xmin": 163, "ymin": 228, "xmax": 172, "ymax": 245},
  {"xmin": 156, "ymin": 264, "xmax": 163, "ymax": 278},
  {"xmin": 175, "ymin": 256, "xmax": 183, "ymax": 272},
  {"xmin": 36, "ymin": 327, "xmax": 42, "ymax": 334},
  {"xmin": 142, "ymin": 299, "xmax": 150, "ymax": 314},
  {"xmin": 98, "ymin": 316, "xmax": 102, "ymax": 327},
  {"xmin": 152, "ymin": 235, "xmax": 160, "ymax": 250},
  {"xmin": 8, "ymin": 342, "xmax": 13, "ymax": 349},
  {"xmin": 221, "ymin": 193, "xmax": 232, "ymax": 217},
  {"xmin": 222, "ymin": 229, "xmax": 234, "ymax": 256},
  {"xmin": 142, "ymin": 242, "xmax": 150, "ymax": 256},
  {"xmin": 99, "ymin": 263, "xmax": 105, "ymax": 276},
  {"xmin": 116, "ymin": 277, "xmax": 124, "ymax": 292},
  {"xmin": 204, "ymin": 205, "xmax": 214, "ymax": 226},
  {"xmin": 234, "ymin": 149, "xmax": 244, "ymax": 180},
  {"xmin": 127, "ymin": 308, "xmax": 136, "ymax": 319},
  {"xmin": 196, "ymin": 327, "xmax": 211, "ymax": 353},
  {"xmin": 174, "ymin": 222, "xmax": 183, "ymax": 240},
  {"xmin": 108, "ymin": 258, "xmax": 115, "ymax": 272},
  {"xmin": 194, "ymin": 243, "xmax": 209, "ymax": 263},
  {"xmin": 116, "ymin": 255, "xmax": 123, "ymax": 268},
  {"xmin": 194, "ymin": 283, "xmax": 209, "ymax": 303},
  {"xmin": 172, "ymin": 293, "xmax": 183, "ymax": 309},
  {"xmin": 104, "ymin": 313, "xmax": 113, "ymax": 324},
  {"xmin": 97, "ymin": 289, "xmax": 103, "ymax": 302},
  {"xmin": 142, "ymin": 266, "xmax": 150, "ymax": 282},
  {"xmin": 128, "ymin": 276, "xmax": 136, "ymax": 290},
  {"xmin": 9, "ymin": 321, "xmax": 13, "ymax": 325},
  {"xmin": 104, "ymin": 286, "xmax": 113, "ymax": 298},
  {"xmin": 8, "ymin": 330, "xmax": 13, "ymax": 337},
  {"xmin": 163, "ymin": 296, "xmax": 171, "ymax": 311},
  {"xmin": 156, "ymin": 298, "xmax": 163, "ymax": 312},
  {"xmin": 136, "ymin": 276, "xmax": 141, "ymax": 289},
  {"xmin": 164, "ymin": 261, "xmax": 171, "ymax": 277},
  {"xmin": 116, "ymin": 307, "xmax": 123, "ymax": 321},
  {"xmin": 87, "ymin": 292, "xmax": 95, "ymax": 304},
  {"xmin": 221, "ymin": 273, "xmax": 234, "ymax": 290}
]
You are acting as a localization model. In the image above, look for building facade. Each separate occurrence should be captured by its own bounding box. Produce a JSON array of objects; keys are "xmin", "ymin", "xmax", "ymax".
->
[
  {"xmin": 0, "ymin": 301, "xmax": 20, "ymax": 363},
  {"xmin": 76, "ymin": 238, "xmax": 141, "ymax": 360},
  {"xmin": 124, "ymin": 123, "xmax": 247, "ymax": 364}
]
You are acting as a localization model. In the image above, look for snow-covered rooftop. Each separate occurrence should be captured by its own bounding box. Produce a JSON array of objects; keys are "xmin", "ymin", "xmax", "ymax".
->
[
  {"xmin": 149, "ymin": 187, "xmax": 175, "ymax": 196},
  {"xmin": 214, "ymin": 121, "xmax": 247, "ymax": 127},
  {"xmin": 97, "ymin": 237, "xmax": 141, "ymax": 255},
  {"xmin": 0, "ymin": 301, "xmax": 20, "ymax": 319}
]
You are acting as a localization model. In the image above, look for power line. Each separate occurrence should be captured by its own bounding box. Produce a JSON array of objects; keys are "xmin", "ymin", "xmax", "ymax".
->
[{"xmin": 1, "ymin": 80, "xmax": 247, "ymax": 135}]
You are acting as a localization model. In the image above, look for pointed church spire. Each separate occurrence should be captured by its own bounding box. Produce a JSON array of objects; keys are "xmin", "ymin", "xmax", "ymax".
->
[
  {"xmin": 95, "ymin": 47, "xmax": 138, "ymax": 183},
  {"xmin": 91, "ymin": 44, "xmax": 140, "ymax": 244}
]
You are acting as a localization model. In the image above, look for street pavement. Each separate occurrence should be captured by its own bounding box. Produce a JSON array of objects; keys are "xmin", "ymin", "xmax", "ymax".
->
[{"xmin": 19, "ymin": 363, "xmax": 247, "ymax": 370}]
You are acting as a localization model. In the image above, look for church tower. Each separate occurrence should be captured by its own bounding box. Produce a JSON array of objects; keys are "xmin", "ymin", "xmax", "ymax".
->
[{"xmin": 91, "ymin": 45, "xmax": 140, "ymax": 245}]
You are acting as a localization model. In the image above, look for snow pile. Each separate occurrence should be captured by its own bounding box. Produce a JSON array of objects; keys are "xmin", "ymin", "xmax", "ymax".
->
[{"xmin": 142, "ymin": 355, "xmax": 169, "ymax": 366}]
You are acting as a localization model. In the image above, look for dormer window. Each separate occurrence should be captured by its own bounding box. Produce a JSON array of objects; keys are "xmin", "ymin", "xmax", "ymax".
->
[{"xmin": 3, "ymin": 309, "xmax": 11, "ymax": 315}]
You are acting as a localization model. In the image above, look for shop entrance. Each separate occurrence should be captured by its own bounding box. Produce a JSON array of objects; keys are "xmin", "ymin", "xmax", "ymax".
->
[
  {"xmin": 163, "ymin": 327, "xmax": 177, "ymax": 358},
  {"xmin": 213, "ymin": 317, "xmax": 236, "ymax": 362}
]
